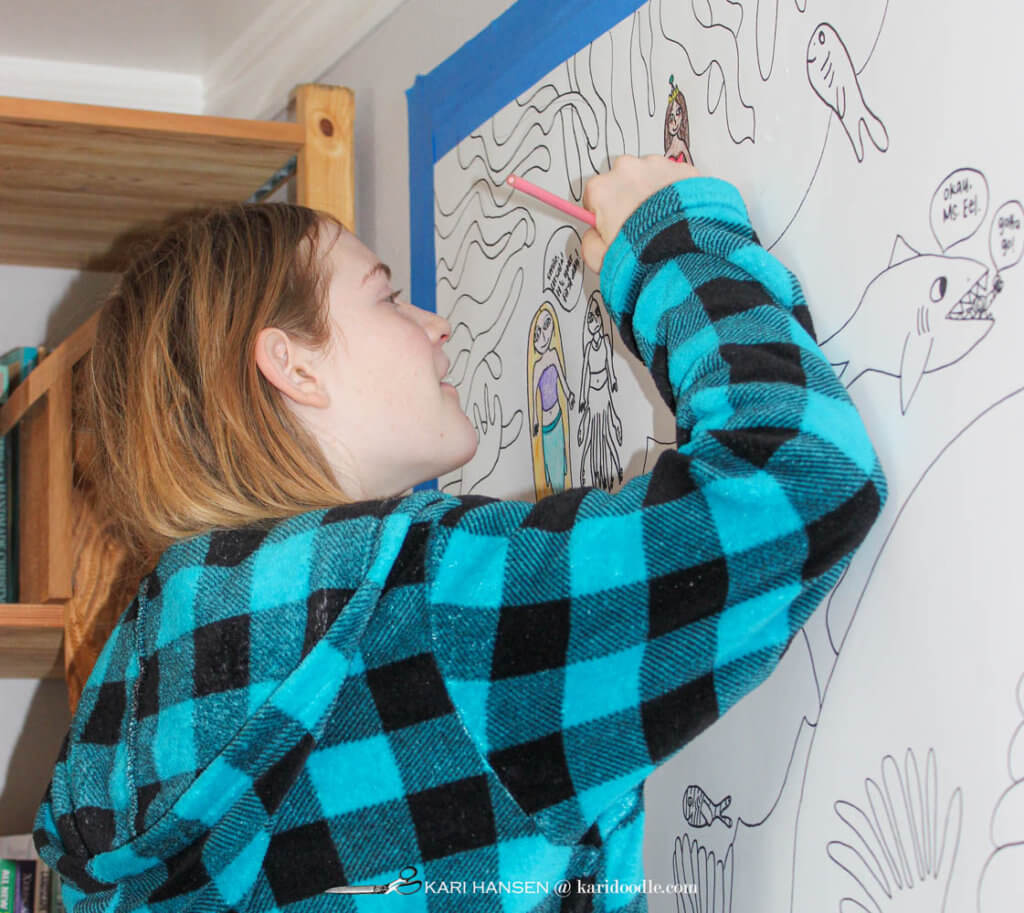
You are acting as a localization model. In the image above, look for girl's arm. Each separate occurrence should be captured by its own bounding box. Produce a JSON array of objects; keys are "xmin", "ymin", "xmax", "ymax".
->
[
  {"xmin": 555, "ymin": 356, "xmax": 575, "ymax": 410},
  {"xmin": 422, "ymin": 169, "xmax": 887, "ymax": 848},
  {"xmin": 603, "ymin": 332, "xmax": 618, "ymax": 391},
  {"xmin": 578, "ymin": 354, "xmax": 590, "ymax": 416}
]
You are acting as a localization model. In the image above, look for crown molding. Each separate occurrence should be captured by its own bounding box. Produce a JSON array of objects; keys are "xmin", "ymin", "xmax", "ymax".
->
[
  {"xmin": 0, "ymin": 55, "xmax": 203, "ymax": 113},
  {"xmin": 203, "ymin": 0, "xmax": 408, "ymax": 120}
]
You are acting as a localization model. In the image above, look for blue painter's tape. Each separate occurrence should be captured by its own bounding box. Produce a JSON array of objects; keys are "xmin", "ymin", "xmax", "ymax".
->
[{"xmin": 406, "ymin": 0, "xmax": 648, "ymax": 493}]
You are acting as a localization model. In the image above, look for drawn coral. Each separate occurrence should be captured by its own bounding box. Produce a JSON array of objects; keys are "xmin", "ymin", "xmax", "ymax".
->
[
  {"xmin": 827, "ymin": 748, "xmax": 962, "ymax": 912},
  {"xmin": 672, "ymin": 833, "xmax": 733, "ymax": 912}
]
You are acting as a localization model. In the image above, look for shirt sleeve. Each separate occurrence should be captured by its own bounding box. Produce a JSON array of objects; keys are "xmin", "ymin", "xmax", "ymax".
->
[{"xmin": 422, "ymin": 176, "xmax": 888, "ymax": 847}]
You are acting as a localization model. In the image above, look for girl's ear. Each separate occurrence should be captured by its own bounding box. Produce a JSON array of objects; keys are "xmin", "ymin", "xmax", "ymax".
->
[{"xmin": 254, "ymin": 327, "xmax": 330, "ymax": 409}]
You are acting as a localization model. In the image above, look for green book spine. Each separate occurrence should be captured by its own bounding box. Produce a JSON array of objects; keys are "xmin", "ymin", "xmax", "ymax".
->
[
  {"xmin": 0, "ymin": 859, "xmax": 16, "ymax": 913},
  {"xmin": 0, "ymin": 347, "xmax": 40, "ymax": 603}
]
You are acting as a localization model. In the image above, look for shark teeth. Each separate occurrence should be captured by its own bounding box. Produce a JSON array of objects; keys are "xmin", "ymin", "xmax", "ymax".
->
[{"xmin": 947, "ymin": 272, "xmax": 995, "ymax": 321}]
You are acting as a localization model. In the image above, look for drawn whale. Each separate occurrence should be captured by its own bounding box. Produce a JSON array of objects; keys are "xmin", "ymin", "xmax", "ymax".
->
[
  {"xmin": 820, "ymin": 236, "xmax": 995, "ymax": 413},
  {"xmin": 806, "ymin": 22, "xmax": 889, "ymax": 162}
]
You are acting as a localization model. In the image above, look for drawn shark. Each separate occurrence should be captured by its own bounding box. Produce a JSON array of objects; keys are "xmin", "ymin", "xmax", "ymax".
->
[{"xmin": 820, "ymin": 236, "xmax": 995, "ymax": 413}]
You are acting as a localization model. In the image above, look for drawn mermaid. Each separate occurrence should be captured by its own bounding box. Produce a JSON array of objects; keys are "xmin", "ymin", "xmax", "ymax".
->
[
  {"xmin": 528, "ymin": 302, "xmax": 574, "ymax": 498},
  {"xmin": 664, "ymin": 74, "xmax": 693, "ymax": 165},
  {"xmin": 577, "ymin": 291, "xmax": 623, "ymax": 490}
]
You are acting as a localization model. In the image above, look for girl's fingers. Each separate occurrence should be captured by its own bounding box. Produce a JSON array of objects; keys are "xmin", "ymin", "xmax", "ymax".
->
[{"xmin": 581, "ymin": 228, "xmax": 607, "ymax": 274}]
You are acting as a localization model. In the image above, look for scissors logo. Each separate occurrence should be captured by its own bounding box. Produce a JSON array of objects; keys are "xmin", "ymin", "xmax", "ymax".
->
[{"xmin": 325, "ymin": 865, "xmax": 422, "ymax": 895}]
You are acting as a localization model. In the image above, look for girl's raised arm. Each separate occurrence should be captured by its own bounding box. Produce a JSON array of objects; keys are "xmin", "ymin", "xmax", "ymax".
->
[{"xmin": 420, "ymin": 171, "xmax": 887, "ymax": 848}]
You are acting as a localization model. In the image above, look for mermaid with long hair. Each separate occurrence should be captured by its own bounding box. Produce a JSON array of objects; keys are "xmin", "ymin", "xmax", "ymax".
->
[{"xmin": 527, "ymin": 302, "xmax": 575, "ymax": 498}]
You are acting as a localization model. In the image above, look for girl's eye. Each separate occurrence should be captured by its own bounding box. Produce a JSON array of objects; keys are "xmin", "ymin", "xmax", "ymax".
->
[{"xmin": 385, "ymin": 289, "xmax": 403, "ymax": 305}]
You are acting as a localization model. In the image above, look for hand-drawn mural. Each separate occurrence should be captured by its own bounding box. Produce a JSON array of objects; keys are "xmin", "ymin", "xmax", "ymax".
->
[{"xmin": 425, "ymin": 0, "xmax": 1023, "ymax": 908}]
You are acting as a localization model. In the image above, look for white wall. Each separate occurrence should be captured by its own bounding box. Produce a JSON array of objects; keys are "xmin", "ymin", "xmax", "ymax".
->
[{"xmin": 0, "ymin": 0, "xmax": 517, "ymax": 838}]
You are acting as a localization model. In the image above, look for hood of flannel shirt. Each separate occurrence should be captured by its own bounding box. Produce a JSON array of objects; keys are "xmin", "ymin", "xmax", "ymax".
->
[{"xmin": 33, "ymin": 496, "xmax": 433, "ymax": 910}]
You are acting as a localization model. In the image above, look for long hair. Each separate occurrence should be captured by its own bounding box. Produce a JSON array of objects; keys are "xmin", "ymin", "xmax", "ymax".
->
[
  {"xmin": 526, "ymin": 301, "xmax": 572, "ymax": 498},
  {"xmin": 664, "ymin": 75, "xmax": 692, "ymax": 162},
  {"xmin": 79, "ymin": 202, "xmax": 350, "ymax": 560}
]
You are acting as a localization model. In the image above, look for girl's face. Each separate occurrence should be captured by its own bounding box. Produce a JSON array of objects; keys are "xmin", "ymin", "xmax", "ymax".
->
[
  {"xmin": 668, "ymin": 99, "xmax": 682, "ymax": 136},
  {"xmin": 586, "ymin": 297, "xmax": 602, "ymax": 336},
  {"xmin": 300, "ymin": 227, "xmax": 477, "ymax": 498},
  {"xmin": 534, "ymin": 309, "xmax": 554, "ymax": 354}
]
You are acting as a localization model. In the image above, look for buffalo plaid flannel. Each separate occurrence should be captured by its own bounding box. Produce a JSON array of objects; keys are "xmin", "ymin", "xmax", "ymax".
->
[{"xmin": 35, "ymin": 177, "xmax": 886, "ymax": 912}]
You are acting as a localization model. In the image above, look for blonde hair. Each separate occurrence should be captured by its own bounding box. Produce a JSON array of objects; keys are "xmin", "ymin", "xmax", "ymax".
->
[
  {"xmin": 80, "ymin": 202, "xmax": 350, "ymax": 560},
  {"xmin": 526, "ymin": 301, "xmax": 572, "ymax": 499}
]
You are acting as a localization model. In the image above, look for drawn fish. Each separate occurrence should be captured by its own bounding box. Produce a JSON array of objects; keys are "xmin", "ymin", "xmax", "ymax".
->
[
  {"xmin": 806, "ymin": 22, "xmax": 889, "ymax": 162},
  {"xmin": 820, "ymin": 236, "xmax": 995, "ymax": 413},
  {"xmin": 682, "ymin": 785, "xmax": 733, "ymax": 829}
]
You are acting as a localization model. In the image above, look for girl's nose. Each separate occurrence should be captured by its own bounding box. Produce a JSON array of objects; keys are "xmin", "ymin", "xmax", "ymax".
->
[
  {"xmin": 410, "ymin": 303, "xmax": 451, "ymax": 344},
  {"xmin": 427, "ymin": 308, "xmax": 451, "ymax": 344}
]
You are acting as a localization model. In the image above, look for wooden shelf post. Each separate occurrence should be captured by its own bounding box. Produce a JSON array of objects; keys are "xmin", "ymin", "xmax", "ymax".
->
[
  {"xmin": 18, "ymin": 365, "xmax": 73, "ymax": 604},
  {"xmin": 292, "ymin": 84, "xmax": 355, "ymax": 231}
]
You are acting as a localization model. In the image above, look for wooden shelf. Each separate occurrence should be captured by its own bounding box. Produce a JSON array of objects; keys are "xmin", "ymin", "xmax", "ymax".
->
[
  {"xmin": 0, "ymin": 603, "xmax": 64, "ymax": 679},
  {"xmin": 0, "ymin": 84, "xmax": 355, "ymax": 697},
  {"xmin": 0, "ymin": 95, "xmax": 306, "ymax": 270}
]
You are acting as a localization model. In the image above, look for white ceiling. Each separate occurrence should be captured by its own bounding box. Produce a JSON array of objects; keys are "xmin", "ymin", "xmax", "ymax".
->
[
  {"xmin": 0, "ymin": 0, "xmax": 407, "ymax": 118},
  {"xmin": 0, "ymin": 0, "xmax": 262, "ymax": 74}
]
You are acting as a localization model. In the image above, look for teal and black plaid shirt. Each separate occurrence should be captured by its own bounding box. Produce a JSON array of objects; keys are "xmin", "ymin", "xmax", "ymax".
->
[{"xmin": 35, "ymin": 177, "xmax": 886, "ymax": 912}]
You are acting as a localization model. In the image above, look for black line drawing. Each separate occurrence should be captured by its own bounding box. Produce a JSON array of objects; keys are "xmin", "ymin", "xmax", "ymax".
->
[
  {"xmin": 819, "ymin": 234, "xmax": 996, "ymax": 414},
  {"xmin": 767, "ymin": 1, "xmax": 891, "ymax": 249},
  {"xmin": 683, "ymin": 785, "xmax": 734, "ymax": 829},
  {"xmin": 576, "ymin": 291, "xmax": 623, "ymax": 490},
  {"xmin": 828, "ymin": 749, "xmax": 962, "ymax": 912},
  {"xmin": 976, "ymin": 672, "xmax": 1024, "ymax": 912},
  {"xmin": 636, "ymin": 2, "xmax": 657, "ymax": 117},
  {"xmin": 929, "ymin": 168, "xmax": 989, "ymax": 253},
  {"xmin": 987, "ymin": 200, "xmax": 1024, "ymax": 291},
  {"xmin": 439, "ymin": 258, "xmax": 525, "ymax": 496},
  {"xmin": 673, "ymin": 834, "xmax": 734, "ymax": 912},
  {"xmin": 643, "ymin": 436, "xmax": 677, "ymax": 473},
  {"xmin": 436, "ymin": 209, "xmax": 534, "ymax": 293},
  {"xmin": 692, "ymin": 0, "xmax": 742, "ymax": 35},
  {"xmin": 459, "ymin": 85, "xmax": 599, "ymax": 184},
  {"xmin": 806, "ymin": 22, "xmax": 889, "ymax": 162},
  {"xmin": 755, "ymin": 0, "xmax": 781, "ymax": 81},
  {"xmin": 656, "ymin": 0, "xmax": 756, "ymax": 144},
  {"xmin": 542, "ymin": 225, "xmax": 584, "ymax": 313}
]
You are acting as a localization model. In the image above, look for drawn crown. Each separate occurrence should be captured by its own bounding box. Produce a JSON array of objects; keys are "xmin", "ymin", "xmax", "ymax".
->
[{"xmin": 668, "ymin": 74, "xmax": 681, "ymax": 104}]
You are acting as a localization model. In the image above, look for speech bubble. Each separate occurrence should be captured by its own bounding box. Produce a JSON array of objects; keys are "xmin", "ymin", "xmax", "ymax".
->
[
  {"xmin": 930, "ymin": 168, "xmax": 989, "ymax": 251},
  {"xmin": 989, "ymin": 200, "xmax": 1024, "ymax": 273},
  {"xmin": 542, "ymin": 225, "xmax": 584, "ymax": 311}
]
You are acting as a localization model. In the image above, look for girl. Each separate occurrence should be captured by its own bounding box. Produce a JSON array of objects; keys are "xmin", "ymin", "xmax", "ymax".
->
[
  {"xmin": 576, "ymin": 290, "xmax": 623, "ymax": 490},
  {"xmin": 36, "ymin": 155, "xmax": 886, "ymax": 912},
  {"xmin": 528, "ymin": 301, "xmax": 575, "ymax": 497},
  {"xmin": 664, "ymin": 74, "xmax": 693, "ymax": 165}
]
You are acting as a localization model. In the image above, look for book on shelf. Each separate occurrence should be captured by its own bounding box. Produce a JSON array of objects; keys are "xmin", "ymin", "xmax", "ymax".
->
[
  {"xmin": 0, "ymin": 347, "xmax": 43, "ymax": 603},
  {"xmin": 0, "ymin": 833, "xmax": 60, "ymax": 913},
  {"xmin": 0, "ymin": 362, "xmax": 8, "ymax": 603}
]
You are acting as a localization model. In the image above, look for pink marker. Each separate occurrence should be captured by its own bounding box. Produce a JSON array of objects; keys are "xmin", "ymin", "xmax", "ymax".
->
[{"xmin": 506, "ymin": 174, "xmax": 596, "ymax": 227}]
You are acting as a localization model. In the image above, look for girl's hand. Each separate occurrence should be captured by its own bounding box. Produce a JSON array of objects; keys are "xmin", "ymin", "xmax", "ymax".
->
[{"xmin": 581, "ymin": 155, "xmax": 699, "ymax": 274}]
